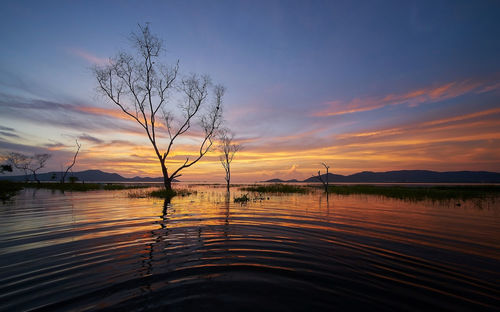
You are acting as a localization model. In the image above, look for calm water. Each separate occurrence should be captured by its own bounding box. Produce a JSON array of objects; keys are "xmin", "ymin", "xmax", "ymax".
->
[{"xmin": 0, "ymin": 185, "xmax": 499, "ymax": 311}]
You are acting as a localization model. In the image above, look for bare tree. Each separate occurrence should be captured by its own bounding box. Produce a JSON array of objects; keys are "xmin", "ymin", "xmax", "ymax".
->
[
  {"xmin": 1, "ymin": 164, "xmax": 12, "ymax": 174},
  {"xmin": 7, "ymin": 152, "xmax": 51, "ymax": 184},
  {"xmin": 61, "ymin": 139, "xmax": 81, "ymax": 184},
  {"xmin": 94, "ymin": 24, "xmax": 224, "ymax": 190},
  {"xmin": 6, "ymin": 153, "xmax": 30, "ymax": 181},
  {"xmin": 0, "ymin": 155, "xmax": 12, "ymax": 174},
  {"xmin": 219, "ymin": 129, "xmax": 241, "ymax": 192},
  {"xmin": 316, "ymin": 163, "xmax": 330, "ymax": 193}
]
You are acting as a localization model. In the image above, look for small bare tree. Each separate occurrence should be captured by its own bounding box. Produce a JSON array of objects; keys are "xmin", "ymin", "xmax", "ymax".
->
[
  {"xmin": 7, "ymin": 152, "xmax": 51, "ymax": 184},
  {"xmin": 0, "ymin": 154, "xmax": 12, "ymax": 174},
  {"xmin": 61, "ymin": 139, "xmax": 81, "ymax": 184},
  {"xmin": 316, "ymin": 163, "xmax": 330, "ymax": 193},
  {"xmin": 7, "ymin": 153, "xmax": 30, "ymax": 181},
  {"xmin": 1, "ymin": 164, "xmax": 12, "ymax": 173},
  {"xmin": 219, "ymin": 129, "xmax": 241, "ymax": 192},
  {"xmin": 94, "ymin": 24, "xmax": 223, "ymax": 190}
]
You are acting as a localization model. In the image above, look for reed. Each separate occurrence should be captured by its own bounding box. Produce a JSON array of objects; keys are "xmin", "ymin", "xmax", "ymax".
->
[
  {"xmin": 241, "ymin": 184, "xmax": 309, "ymax": 194},
  {"xmin": 326, "ymin": 184, "xmax": 500, "ymax": 201}
]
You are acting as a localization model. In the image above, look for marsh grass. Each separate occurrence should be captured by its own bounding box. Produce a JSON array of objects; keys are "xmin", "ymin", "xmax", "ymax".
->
[
  {"xmin": 26, "ymin": 182, "xmax": 149, "ymax": 192},
  {"xmin": 129, "ymin": 188, "xmax": 195, "ymax": 199},
  {"xmin": 234, "ymin": 193, "xmax": 250, "ymax": 203},
  {"xmin": 0, "ymin": 181, "xmax": 150, "ymax": 195},
  {"xmin": 325, "ymin": 185, "xmax": 500, "ymax": 201},
  {"xmin": 241, "ymin": 184, "xmax": 309, "ymax": 194},
  {"xmin": 0, "ymin": 181, "xmax": 23, "ymax": 202}
]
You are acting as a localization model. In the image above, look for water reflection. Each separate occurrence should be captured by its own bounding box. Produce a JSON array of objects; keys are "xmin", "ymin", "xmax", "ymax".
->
[{"xmin": 0, "ymin": 185, "xmax": 499, "ymax": 311}]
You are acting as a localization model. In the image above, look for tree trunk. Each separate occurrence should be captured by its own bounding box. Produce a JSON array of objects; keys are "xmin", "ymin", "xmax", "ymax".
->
[
  {"xmin": 226, "ymin": 165, "xmax": 230, "ymax": 192},
  {"xmin": 160, "ymin": 161, "xmax": 173, "ymax": 191},
  {"xmin": 164, "ymin": 177, "xmax": 172, "ymax": 190},
  {"xmin": 325, "ymin": 167, "xmax": 329, "ymax": 194},
  {"xmin": 33, "ymin": 172, "xmax": 40, "ymax": 184}
]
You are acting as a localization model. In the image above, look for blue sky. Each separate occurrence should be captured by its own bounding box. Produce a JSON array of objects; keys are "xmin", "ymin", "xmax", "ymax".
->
[{"xmin": 1, "ymin": 0, "xmax": 499, "ymax": 181}]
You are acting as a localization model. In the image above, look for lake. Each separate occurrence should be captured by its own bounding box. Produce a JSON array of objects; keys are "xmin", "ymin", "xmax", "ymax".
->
[{"xmin": 1, "ymin": 185, "xmax": 499, "ymax": 311}]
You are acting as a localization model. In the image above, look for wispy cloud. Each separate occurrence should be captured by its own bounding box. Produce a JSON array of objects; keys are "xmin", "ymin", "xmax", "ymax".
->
[
  {"xmin": 314, "ymin": 78, "xmax": 500, "ymax": 117},
  {"xmin": 78, "ymin": 133, "xmax": 104, "ymax": 144},
  {"xmin": 68, "ymin": 48, "xmax": 110, "ymax": 65},
  {"xmin": 0, "ymin": 125, "xmax": 20, "ymax": 139}
]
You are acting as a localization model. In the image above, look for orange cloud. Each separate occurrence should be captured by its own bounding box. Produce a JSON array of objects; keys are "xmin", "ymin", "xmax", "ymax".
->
[
  {"xmin": 76, "ymin": 106, "xmax": 132, "ymax": 121},
  {"xmin": 314, "ymin": 78, "xmax": 500, "ymax": 117}
]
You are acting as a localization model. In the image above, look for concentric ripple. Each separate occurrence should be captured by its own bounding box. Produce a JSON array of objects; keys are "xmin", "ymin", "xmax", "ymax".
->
[{"xmin": 0, "ymin": 185, "xmax": 499, "ymax": 311}]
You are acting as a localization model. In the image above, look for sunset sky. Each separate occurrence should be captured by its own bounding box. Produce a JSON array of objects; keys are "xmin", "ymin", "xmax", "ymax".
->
[{"xmin": 1, "ymin": 0, "xmax": 499, "ymax": 182}]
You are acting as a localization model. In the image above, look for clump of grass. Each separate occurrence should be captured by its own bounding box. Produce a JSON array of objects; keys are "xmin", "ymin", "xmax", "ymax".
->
[
  {"xmin": 176, "ymin": 188, "xmax": 196, "ymax": 197},
  {"xmin": 326, "ymin": 185, "xmax": 500, "ymax": 201},
  {"xmin": 234, "ymin": 193, "xmax": 250, "ymax": 203},
  {"xmin": 127, "ymin": 190, "xmax": 149, "ymax": 198},
  {"xmin": 240, "ymin": 184, "xmax": 309, "ymax": 194},
  {"xmin": 0, "ymin": 181, "xmax": 23, "ymax": 202},
  {"xmin": 129, "ymin": 188, "xmax": 194, "ymax": 199},
  {"xmin": 149, "ymin": 188, "xmax": 178, "ymax": 199},
  {"xmin": 102, "ymin": 184, "xmax": 150, "ymax": 190}
]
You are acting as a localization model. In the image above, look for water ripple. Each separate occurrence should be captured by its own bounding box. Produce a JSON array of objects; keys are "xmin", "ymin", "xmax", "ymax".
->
[{"xmin": 0, "ymin": 186, "xmax": 499, "ymax": 311}]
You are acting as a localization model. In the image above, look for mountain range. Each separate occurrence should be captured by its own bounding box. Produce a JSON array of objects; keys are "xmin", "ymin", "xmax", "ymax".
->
[
  {"xmin": 264, "ymin": 170, "xmax": 500, "ymax": 183},
  {"xmin": 2, "ymin": 169, "xmax": 499, "ymax": 184},
  {"xmin": 0, "ymin": 170, "xmax": 176, "ymax": 182}
]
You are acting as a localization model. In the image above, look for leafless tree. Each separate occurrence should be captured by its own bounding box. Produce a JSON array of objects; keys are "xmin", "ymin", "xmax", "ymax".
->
[
  {"xmin": 0, "ymin": 154, "xmax": 12, "ymax": 174},
  {"xmin": 94, "ymin": 24, "xmax": 224, "ymax": 190},
  {"xmin": 7, "ymin": 152, "xmax": 51, "ymax": 184},
  {"xmin": 61, "ymin": 139, "xmax": 81, "ymax": 184},
  {"xmin": 0, "ymin": 164, "xmax": 12, "ymax": 173},
  {"xmin": 316, "ymin": 162, "xmax": 330, "ymax": 193},
  {"xmin": 6, "ymin": 153, "xmax": 30, "ymax": 181},
  {"xmin": 219, "ymin": 129, "xmax": 241, "ymax": 192}
]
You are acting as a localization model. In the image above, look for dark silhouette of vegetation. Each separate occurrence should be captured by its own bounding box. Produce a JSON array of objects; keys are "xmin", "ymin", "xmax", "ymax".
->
[
  {"xmin": 316, "ymin": 163, "xmax": 330, "ymax": 193},
  {"xmin": 6, "ymin": 153, "xmax": 51, "ymax": 184},
  {"xmin": 1, "ymin": 164, "xmax": 12, "ymax": 173},
  {"xmin": 136, "ymin": 188, "xmax": 194, "ymax": 199},
  {"xmin": 325, "ymin": 184, "xmax": 500, "ymax": 201},
  {"xmin": 0, "ymin": 181, "xmax": 149, "ymax": 193},
  {"xmin": 61, "ymin": 140, "xmax": 81, "ymax": 184},
  {"xmin": 234, "ymin": 193, "xmax": 250, "ymax": 203},
  {"xmin": 0, "ymin": 181, "xmax": 22, "ymax": 202},
  {"xmin": 94, "ymin": 24, "xmax": 224, "ymax": 191},
  {"xmin": 241, "ymin": 184, "xmax": 310, "ymax": 194},
  {"xmin": 241, "ymin": 183, "xmax": 500, "ymax": 201},
  {"xmin": 219, "ymin": 129, "xmax": 241, "ymax": 192}
]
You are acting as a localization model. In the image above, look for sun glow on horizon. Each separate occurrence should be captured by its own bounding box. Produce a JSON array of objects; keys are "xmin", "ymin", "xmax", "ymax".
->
[{"xmin": 1, "ymin": 1, "xmax": 499, "ymax": 182}]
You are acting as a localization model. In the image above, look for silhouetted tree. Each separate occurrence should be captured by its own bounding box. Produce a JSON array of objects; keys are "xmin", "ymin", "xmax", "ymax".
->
[
  {"xmin": 94, "ymin": 24, "xmax": 223, "ymax": 191},
  {"xmin": 316, "ymin": 163, "xmax": 330, "ymax": 193},
  {"xmin": 219, "ymin": 129, "xmax": 241, "ymax": 192},
  {"xmin": 1, "ymin": 164, "xmax": 12, "ymax": 174},
  {"xmin": 61, "ymin": 139, "xmax": 81, "ymax": 184},
  {"xmin": 7, "ymin": 152, "xmax": 51, "ymax": 184}
]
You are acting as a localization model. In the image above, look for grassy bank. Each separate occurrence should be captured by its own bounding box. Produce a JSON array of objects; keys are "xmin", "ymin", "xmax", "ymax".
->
[
  {"xmin": 241, "ymin": 184, "xmax": 310, "ymax": 194},
  {"xmin": 0, "ymin": 181, "xmax": 150, "ymax": 196},
  {"xmin": 325, "ymin": 184, "xmax": 500, "ymax": 201},
  {"xmin": 0, "ymin": 181, "xmax": 23, "ymax": 201}
]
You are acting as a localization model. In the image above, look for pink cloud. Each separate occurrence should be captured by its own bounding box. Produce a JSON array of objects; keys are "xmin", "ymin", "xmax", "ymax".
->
[
  {"xmin": 314, "ymin": 78, "xmax": 500, "ymax": 117},
  {"xmin": 68, "ymin": 48, "xmax": 110, "ymax": 65}
]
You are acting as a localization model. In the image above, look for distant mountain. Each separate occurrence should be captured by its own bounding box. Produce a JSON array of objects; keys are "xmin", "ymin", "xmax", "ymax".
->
[
  {"xmin": 263, "ymin": 178, "xmax": 300, "ymax": 183},
  {"xmin": 0, "ymin": 169, "xmax": 179, "ymax": 182},
  {"xmin": 268, "ymin": 170, "xmax": 500, "ymax": 183}
]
